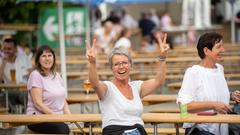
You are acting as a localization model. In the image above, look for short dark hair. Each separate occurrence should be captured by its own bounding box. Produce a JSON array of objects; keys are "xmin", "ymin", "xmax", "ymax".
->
[
  {"xmin": 197, "ymin": 32, "xmax": 223, "ymax": 59},
  {"xmin": 34, "ymin": 45, "xmax": 56, "ymax": 77},
  {"xmin": 3, "ymin": 38, "xmax": 17, "ymax": 47}
]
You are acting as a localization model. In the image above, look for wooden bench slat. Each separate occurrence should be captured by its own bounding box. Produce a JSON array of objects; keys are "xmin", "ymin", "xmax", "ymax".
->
[
  {"xmin": 0, "ymin": 107, "xmax": 8, "ymax": 114},
  {"xmin": 150, "ymin": 108, "xmax": 180, "ymax": 113},
  {"xmin": 71, "ymin": 127, "xmax": 185, "ymax": 134}
]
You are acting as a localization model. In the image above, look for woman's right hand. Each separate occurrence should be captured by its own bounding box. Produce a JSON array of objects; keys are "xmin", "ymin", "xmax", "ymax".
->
[
  {"xmin": 86, "ymin": 38, "xmax": 97, "ymax": 64},
  {"xmin": 231, "ymin": 90, "xmax": 240, "ymax": 103},
  {"xmin": 212, "ymin": 101, "xmax": 231, "ymax": 114}
]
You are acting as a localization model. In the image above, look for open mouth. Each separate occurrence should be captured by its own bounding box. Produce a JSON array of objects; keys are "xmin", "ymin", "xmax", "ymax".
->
[{"xmin": 118, "ymin": 71, "xmax": 127, "ymax": 74}]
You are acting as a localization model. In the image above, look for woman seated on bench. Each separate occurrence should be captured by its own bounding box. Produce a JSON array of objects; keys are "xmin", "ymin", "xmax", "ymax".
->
[
  {"xmin": 177, "ymin": 32, "xmax": 240, "ymax": 135},
  {"xmin": 26, "ymin": 45, "xmax": 71, "ymax": 134},
  {"xmin": 86, "ymin": 33, "xmax": 169, "ymax": 135}
]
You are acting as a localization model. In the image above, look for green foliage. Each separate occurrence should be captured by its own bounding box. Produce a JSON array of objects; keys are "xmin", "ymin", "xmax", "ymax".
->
[
  {"xmin": 0, "ymin": 0, "xmax": 83, "ymax": 48},
  {"xmin": 0, "ymin": 0, "xmax": 35, "ymax": 23},
  {"xmin": 0, "ymin": 0, "xmax": 83, "ymax": 24}
]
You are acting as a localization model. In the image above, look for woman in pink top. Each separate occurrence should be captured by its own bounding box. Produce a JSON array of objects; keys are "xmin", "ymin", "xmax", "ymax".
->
[{"xmin": 26, "ymin": 45, "xmax": 70, "ymax": 134}]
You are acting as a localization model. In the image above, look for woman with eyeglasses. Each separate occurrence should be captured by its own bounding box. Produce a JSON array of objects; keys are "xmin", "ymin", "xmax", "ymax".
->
[{"xmin": 86, "ymin": 33, "xmax": 169, "ymax": 135}]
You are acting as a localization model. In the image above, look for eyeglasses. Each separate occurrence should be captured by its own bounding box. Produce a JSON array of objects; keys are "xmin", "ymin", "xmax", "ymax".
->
[{"xmin": 113, "ymin": 61, "xmax": 129, "ymax": 67}]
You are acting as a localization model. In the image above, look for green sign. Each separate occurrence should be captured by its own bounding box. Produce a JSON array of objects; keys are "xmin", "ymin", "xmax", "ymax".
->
[{"xmin": 39, "ymin": 7, "xmax": 86, "ymax": 48}]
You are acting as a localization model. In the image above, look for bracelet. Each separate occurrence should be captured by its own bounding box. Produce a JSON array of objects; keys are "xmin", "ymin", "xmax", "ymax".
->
[{"xmin": 156, "ymin": 56, "xmax": 166, "ymax": 61}]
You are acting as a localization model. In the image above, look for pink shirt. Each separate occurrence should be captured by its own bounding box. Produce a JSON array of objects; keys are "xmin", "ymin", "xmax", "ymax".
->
[{"xmin": 26, "ymin": 70, "xmax": 66, "ymax": 114}]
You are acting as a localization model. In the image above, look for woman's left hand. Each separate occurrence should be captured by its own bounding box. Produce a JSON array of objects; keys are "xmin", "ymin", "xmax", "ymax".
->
[{"xmin": 156, "ymin": 33, "xmax": 169, "ymax": 57}]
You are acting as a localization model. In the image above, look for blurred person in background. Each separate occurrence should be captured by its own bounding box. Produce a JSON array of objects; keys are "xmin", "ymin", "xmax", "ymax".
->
[
  {"xmin": 149, "ymin": 9, "xmax": 160, "ymax": 28},
  {"xmin": 120, "ymin": 9, "xmax": 137, "ymax": 30},
  {"xmin": 0, "ymin": 44, "xmax": 3, "ymax": 59},
  {"xmin": 182, "ymin": 0, "xmax": 211, "ymax": 28},
  {"xmin": 138, "ymin": 12, "xmax": 156, "ymax": 38},
  {"xmin": 160, "ymin": 11, "xmax": 172, "ymax": 30},
  {"xmin": 140, "ymin": 36, "xmax": 156, "ymax": 53},
  {"xmin": 0, "ymin": 38, "xmax": 32, "ymax": 113},
  {"xmin": 114, "ymin": 28, "xmax": 134, "ymax": 55},
  {"xmin": 93, "ymin": 7, "xmax": 102, "ymax": 30},
  {"xmin": 94, "ymin": 21, "xmax": 117, "ymax": 54},
  {"xmin": 235, "ymin": 10, "xmax": 240, "ymax": 43}
]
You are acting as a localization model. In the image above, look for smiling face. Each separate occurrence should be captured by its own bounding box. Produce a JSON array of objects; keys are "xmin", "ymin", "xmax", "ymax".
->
[
  {"xmin": 205, "ymin": 40, "xmax": 225, "ymax": 63},
  {"xmin": 39, "ymin": 50, "xmax": 54, "ymax": 72},
  {"xmin": 111, "ymin": 54, "xmax": 131, "ymax": 81},
  {"xmin": 2, "ymin": 41, "xmax": 17, "ymax": 59}
]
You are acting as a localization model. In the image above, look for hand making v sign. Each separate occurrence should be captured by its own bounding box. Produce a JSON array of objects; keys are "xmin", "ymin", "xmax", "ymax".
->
[
  {"xmin": 86, "ymin": 38, "xmax": 98, "ymax": 64},
  {"xmin": 156, "ymin": 33, "xmax": 169, "ymax": 58}
]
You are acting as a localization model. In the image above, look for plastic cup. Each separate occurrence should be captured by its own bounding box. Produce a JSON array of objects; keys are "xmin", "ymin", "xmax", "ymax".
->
[{"xmin": 179, "ymin": 103, "xmax": 188, "ymax": 118}]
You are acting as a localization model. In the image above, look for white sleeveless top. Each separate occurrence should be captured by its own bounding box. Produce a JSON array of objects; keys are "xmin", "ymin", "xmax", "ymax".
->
[{"xmin": 100, "ymin": 81, "xmax": 144, "ymax": 128}]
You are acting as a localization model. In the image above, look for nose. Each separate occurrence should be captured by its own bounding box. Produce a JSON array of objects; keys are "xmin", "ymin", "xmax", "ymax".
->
[
  {"xmin": 221, "ymin": 46, "xmax": 225, "ymax": 52},
  {"xmin": 119, "ymin": 62, "xmax": 124, "ymax": 67},
  {"xmin": 45, "ymin": 56, "xmax": 52, "ymax": 60}
]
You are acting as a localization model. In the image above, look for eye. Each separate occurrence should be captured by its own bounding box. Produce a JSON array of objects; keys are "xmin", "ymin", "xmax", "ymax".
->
[{"xmin": 122, "ymin": 62, "xmax": 128, "ymax": 65}]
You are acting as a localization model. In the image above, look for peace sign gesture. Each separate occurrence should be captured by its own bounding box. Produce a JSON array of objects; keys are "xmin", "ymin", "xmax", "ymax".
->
[
  {"xmin": 86, "ymin": 38, "xmax": 98, "ymax": 64},
  {"xmin": 155, "ymin": 33, "xmax": 169, "ymax": 57}
]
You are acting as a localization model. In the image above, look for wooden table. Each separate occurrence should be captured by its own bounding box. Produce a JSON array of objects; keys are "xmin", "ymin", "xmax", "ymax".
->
[
  {"xmin": 67, "ymin": 94, "xmax": 98, "ymax": 104},
  {"xmin": 168, "ymin": 80, "xmax": 240, "ymax": 90},
  {"xmin": 0, "ymin": 83, "xmax": 27, "ymax": 113},
  {"xmin": 0, "ymin": 114, "xmax": 101, "ymax": 135},
  {"xmin": 142, "ymin": 94, "xmax": 177, "ymax": 105},
  {"xmin": 142, "ymin": 113, "xmax": 240, "ymax": 135},
  {"xmin": 67, "ymin": 94, "xmax": 99, "ymax": 113},
  {"xmin": 0, "ymin": 83, "xmax": 27, "ymax": 91},
  {"xmin": 1, "ymin": 113, "xmax": 240, "ymax": 135}
]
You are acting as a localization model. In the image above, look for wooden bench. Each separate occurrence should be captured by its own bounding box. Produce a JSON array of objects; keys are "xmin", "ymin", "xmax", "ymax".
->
[
  {"xmin": 1, "ymin": 113, "xmax": 240, "ymax": 135},
  {"xmin": 0, "ymin": 107, "xmax": 8, "ymax": 114},
  {"xmin": 71, "ymin": 127, "xmax": 185, "ymax": 135},
  {"xmin": 54, "ymin": 44, "xmax": 240, "ymax": 95},
  {"xmin": 149, "ymin": 108, "xmax": 180, "ymax": 113},
  {"xmin": 67, "ymin": 94, "xmax": 177, "ymax": 105}
]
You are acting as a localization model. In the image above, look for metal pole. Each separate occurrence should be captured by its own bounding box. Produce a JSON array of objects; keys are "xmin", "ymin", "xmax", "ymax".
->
[
  {"xmin": 86, "ymin": 0, "xmax": 90, "ymax": 42},
  {"xmin": 57, "ymin": 0, "xmax": 68, "ymax": 93},
  {"xmin": 153, "ymin": 123, "xmax": 157, "ymax": 135},
  {"xmin": 89, "ymin": 123, "xmax": 93, "ymax": 135},
  {"xmin": 175, "ymin": 123, "xmax": 180, "ymax": 135},
  {"xmin": 230, "ymin": 0, "xmax": 236, "ymax": 43}
]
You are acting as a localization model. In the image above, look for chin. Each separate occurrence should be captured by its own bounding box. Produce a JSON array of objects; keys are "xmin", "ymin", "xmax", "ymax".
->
[
  {"xmin": 218, "ymin": 57, "xmax": 224, "ymax": 62},
  {"xmin": 116, "ymin": 76, "xmax": 128, "ymax": 81}
]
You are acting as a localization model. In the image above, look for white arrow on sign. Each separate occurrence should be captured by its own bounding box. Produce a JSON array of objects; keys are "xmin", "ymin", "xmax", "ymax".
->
[{"xmin": 43, "ymin": 16, "xmax": 58, "ymax": 41}]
